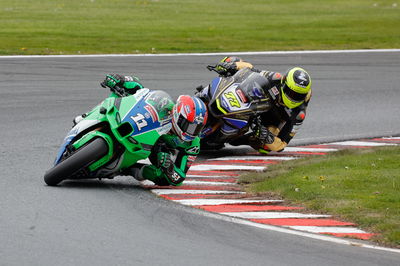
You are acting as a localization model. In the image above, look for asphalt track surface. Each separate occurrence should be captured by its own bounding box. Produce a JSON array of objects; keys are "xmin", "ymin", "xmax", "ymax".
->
[{"xmin": 1, "ymin": 51, "xmax": 399, "ymax": 265}]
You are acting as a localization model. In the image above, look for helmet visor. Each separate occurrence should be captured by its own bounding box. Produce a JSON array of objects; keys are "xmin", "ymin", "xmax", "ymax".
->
[
  {"xmin": 177, "ymin": 115, "xmax": 204, "ymax": 137},
  {"xmin": 282, "ymin": 83, "xmax": 307, "ymax": 102}
]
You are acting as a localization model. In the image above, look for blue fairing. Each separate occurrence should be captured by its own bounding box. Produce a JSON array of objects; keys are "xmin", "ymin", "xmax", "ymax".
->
[
  {"xmin": 223, "ymin": 117, "xmax": 248, "ymax": 129},
  {"xmin": 210, "ymin": 77, "xmax": 221, "ymax": 99},
  {"xmin": 121, "ymin": 98, "xmax": 161, "ymax": 136},
  {"xmin": 54, "ymin": 127, "xmax": 79, "ymax": 165}
]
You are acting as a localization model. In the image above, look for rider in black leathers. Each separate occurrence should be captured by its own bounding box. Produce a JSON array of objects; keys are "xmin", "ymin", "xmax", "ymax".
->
[{"xmin": 197, "ymin": 56, "xmax": 312, "ymax": 154}]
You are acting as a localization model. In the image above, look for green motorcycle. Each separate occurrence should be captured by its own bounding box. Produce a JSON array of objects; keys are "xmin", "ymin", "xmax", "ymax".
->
[{"xmin": 44, "ymin": 87, "xmax": 174, "ymax": 186}]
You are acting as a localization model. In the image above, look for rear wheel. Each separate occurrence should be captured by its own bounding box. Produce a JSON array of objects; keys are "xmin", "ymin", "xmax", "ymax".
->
[{"xmin": 44, "ymin": 138, "xmax": 109, "ymax": 186}]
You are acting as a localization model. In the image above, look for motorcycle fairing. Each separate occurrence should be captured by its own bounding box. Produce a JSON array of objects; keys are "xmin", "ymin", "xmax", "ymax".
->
[
  {"xmin": 121, "ymin": 100, "xmax": 161, "ymax": 137},
  {"xmin": 222, "ymin": 117, "xmax": 248, "ymax": 129},
  {"xmin": 216, "ymin": 83, "xmax": 252, "ymax": 115},
  {"xmin": 120, "ymin": 90, "xmax": 173, "ymax": 145},
  {"xmin": 210, "ymin": 77, "xmax": 222, "ymax": 98},
  {"xmin": 54, "ymin": 119, "xmax": 100, "ymax": 164},
  {"xmin": 221, "ymin": 123, "xmax": 239, "ymax": 134}
]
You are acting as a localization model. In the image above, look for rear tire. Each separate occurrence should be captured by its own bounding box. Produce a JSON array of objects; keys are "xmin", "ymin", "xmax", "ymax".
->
[{"xmin": 44, "ymin": 138, "xmax": 109, "ymax": 186}]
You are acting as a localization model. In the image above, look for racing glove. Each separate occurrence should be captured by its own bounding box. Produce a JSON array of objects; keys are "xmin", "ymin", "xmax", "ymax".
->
[
  {"xmin": 215, "ymin": 56, "xmax": 254, "ymax": 76},
  {"xmin": 157, "ymin": 152, "xmax": 175, "ymax": 177},
  {"xmin": 101, "ymin": 74, "xmax": 144, "ymax": 95},
  {"xmin": 255, "ymin": 125, "xmax": 275, "ymax": 145},
  {"xmin": 251, "ymin": 117, "xmax": 275, "ymax": 145},
  {"xmin": 215, "ymin": 62, "xmax": 238, "ymax": 76},
  {"xmin": 157, "ymin": 152, "xmax": 173, "ymax": 169},
  {"xmin": 156, "ymin": 152, "xmax": 182, "ymax": 185},
  {"xmin": 102, "ymin": 74, "xmax": 123, "ymax": 89}
]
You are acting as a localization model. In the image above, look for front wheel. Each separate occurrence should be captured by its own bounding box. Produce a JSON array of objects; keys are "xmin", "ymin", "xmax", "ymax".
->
[{"xmin": 44, "ymin": 138, "xmax": 109, "ymax": 186}]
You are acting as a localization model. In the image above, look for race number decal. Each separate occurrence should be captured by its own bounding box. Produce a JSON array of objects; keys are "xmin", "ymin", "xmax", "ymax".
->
[
  {"xmin": 131, "ymin": 113, "xmax": 148, "ymax": 131},
  {"xmin": 224, "ymin": 92, "xmax": 241, "ymax": 108}
]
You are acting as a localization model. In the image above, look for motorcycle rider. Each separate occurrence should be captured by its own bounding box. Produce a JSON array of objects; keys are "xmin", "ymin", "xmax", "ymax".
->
[
  {"xmin": 99, "ymin": 74, "xmax": 208, "ymax": 186},
  {"xmin": 198, "ymin": 57, "xmax": 312, "ymax": 154}
]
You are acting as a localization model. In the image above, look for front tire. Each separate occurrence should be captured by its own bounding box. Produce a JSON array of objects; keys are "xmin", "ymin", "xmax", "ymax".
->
[{"xmin": 44, "ymin": 138, "xmax": 109, "ymax": 186}]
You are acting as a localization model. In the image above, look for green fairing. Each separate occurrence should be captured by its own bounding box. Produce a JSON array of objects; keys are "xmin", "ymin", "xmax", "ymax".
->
[
  {"xmin": 68, "ymin": 90, "xmax": 174, "ymax": 175},
  {"xmin": 72, "ymin": 131, "xmax": 114, "ymax": 171}
]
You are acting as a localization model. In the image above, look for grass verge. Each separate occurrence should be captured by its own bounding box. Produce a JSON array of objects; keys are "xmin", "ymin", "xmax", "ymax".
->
[
  {"xmin": 239, "ymin": 146, "xmax": 400, "ymax": 248},
  {"xmin": 0, "ymin": 0, "xmax": 399, "ymax": 55}
]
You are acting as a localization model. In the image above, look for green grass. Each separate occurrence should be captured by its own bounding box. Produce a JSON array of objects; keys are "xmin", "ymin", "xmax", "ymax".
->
[
  {"xmin": 1, "ymin": 0, "xmax": 399, "ymax": 55},
  {"xmin": 239, "ymin": 146, "xmax": 400, "ymax": 247}
]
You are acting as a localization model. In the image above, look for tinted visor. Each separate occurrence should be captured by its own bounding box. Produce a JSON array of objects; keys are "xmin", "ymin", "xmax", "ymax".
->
[
  {"xmin": 177, "ymin": 115, "xmax": 204, "ymax": 137},
  {"xmin": 282, "ymin": 83, "xmax": 307, "ymax": 102}
]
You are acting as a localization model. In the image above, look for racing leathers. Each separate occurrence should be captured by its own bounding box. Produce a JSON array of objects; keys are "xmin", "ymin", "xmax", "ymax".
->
[
  {"xmin": 135, "ymin": 134, "xmax": 200, "ymax": 186},
  {"xmin": 205, "ymin": 57, "xmax": 312, "ymax": 153}
]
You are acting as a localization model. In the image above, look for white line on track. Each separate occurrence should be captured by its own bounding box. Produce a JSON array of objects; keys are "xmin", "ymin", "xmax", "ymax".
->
[
  {"xmin": 174, "ymin": 199, "xmax": 283, "ymax": 206},
  {"xmin": 221, "ymin": 212, "xmax": 331, "ymax": 219},
  {"xmin": 190, "ymin": 164, "xmax": 266, "ymax": 171},
  {"xmin": 207, "ymin": 156, "xmax": 295, "ymax": 161},
  {"xmin": 1, "ymin": 49, "xmax": 400, "ymax": 59},
  {"xmin": 282, "ymin": 147, "xmax": 338, "ymax": 152},
  {"xmin": 325, "ymin": 141, "xmax": 397, "ymax": 147},
  {"xmin": 151, "ymin": 189, "xmax": 244, "ymax": 195},
  {"xmin": 382, "ymin": 137, "xmax": 400, "ymax": 140},
  {"xmin": 183, "ymin": 180, "xmax": 237, "ymax": 186},
  {"xmin": 186, "ymin": 175, "xmax": 235, "ymax": 178},
  {"xmin": 140, "ymin": 180, "xmax": 236, "ymax": 186}
]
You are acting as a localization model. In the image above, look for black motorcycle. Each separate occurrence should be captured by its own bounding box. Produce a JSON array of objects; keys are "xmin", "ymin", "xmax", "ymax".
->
[{"xmin": 196, "ymin": 67, "xmax": 278, "ymax": 150}]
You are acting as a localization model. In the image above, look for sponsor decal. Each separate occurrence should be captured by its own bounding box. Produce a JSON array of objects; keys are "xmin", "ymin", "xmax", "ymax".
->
[
  {"xmin": 135, "ymin": 88, "xmax": 150, "ymax": 100},
  {"xmin": 187, "ymin": 146, "xmax": 200, "ymax": 154},
  {"xmin": 298, "ymin": 71, "xmax": 308, "ymax": 83},
  {"xmin": 144, "ymin": 104, "xmax": 158, "ymax": 122},
  {"xmin": 294, "ymin": 70, "xmax": 309, "ymax": 87},
  {"xmin": 160, "ymin": 117, "xmax": 172, "ymax": 126},
  {"xmin": 271, "ymin": 86, "xmax": 279, "ymax": 96},
  {"xmin": 170, "ymin": 172, "xmax": 181, "ymax": 182},
  {"xmin": 235, "ymin": 88, "xmax": 248, "ymax": 103},
  {"xmin": 253, "ymin": 86, "xmax": 263, "ymax": 98},
  {"xmin": 157, "ymin": 123, "xmax": 172, "ymax": 135}
]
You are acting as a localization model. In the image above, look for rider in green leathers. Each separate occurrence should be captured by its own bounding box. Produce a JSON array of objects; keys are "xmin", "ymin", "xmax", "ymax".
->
[{"xmin": 100, "ymin": 74, "xmax": 208, "ymax": 186}]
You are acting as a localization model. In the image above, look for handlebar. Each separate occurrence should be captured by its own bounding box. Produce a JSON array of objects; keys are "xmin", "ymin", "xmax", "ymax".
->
[
  {"xmin": 207, "ymin": 65, "xmax": 218, "ymax": 73},
  {"xmin": 100, "ymin": 82, "xmax": 126, "ymax": 97}
]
